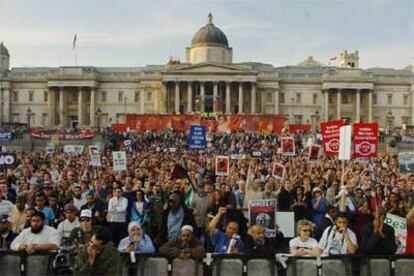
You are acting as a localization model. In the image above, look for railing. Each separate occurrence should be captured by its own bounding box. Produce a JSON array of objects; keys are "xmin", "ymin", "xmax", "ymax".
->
[{"xmin": 1, "ymin": 250, "xmax": 413, "ymax": 276}]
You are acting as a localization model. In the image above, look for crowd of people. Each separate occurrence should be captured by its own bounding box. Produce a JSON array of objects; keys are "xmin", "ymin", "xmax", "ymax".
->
[{"xmin": 0, "ymin": 130, "xmax": 413, "ymax": 275}]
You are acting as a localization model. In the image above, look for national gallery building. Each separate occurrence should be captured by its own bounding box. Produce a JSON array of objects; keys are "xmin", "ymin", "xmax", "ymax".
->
[{"xmin": 0, "ymin": 14, "xmax": 412, "ymax": 129}]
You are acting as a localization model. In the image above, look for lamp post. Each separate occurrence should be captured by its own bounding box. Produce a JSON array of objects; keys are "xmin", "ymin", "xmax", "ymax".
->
[
  {"xmin": 95, "ymin": 107, "xmax": 102, "ymax": 131},
  {"xmin": 123, "ymin": 97, "xmax": 127, "ymax": 123},
  {"xmin": 314, "ymin": 110, "xmax": 320, "ymax": 132},
  {"xmin": 386, "ymin": 110, "xmax": 393, "ymax": 133},
  {"xmin": 26, "ymin": 108, "xmax": 34, "ymax": 151},
  {"xmin": 290, "ymin": 97, "xmax": 295, "ymax": 123}
]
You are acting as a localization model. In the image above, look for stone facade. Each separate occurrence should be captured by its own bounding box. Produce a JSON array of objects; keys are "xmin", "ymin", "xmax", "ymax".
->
[{"xmin": 0, "ymin": 15, "xmax": 413, "ymax": 129}]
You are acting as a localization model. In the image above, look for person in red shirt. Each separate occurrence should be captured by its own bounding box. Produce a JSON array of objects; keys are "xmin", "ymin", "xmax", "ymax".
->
[{"xmin": 406, "ymin": 206, "xmax": 414, "ymax": 254}]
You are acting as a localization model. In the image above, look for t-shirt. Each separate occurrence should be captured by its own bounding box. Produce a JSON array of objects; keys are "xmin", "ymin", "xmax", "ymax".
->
[
  {"xmin": 318, "ymin": 226, "xmax": 357, "ymax": 255},
  {"xmin": 289, "ymin": 237, "xmax": 318, "ymax": 250},
  {"xmin": 406, "ymin": 224, "xmax": 414, "ymax": 254},
  {"xmin": 211, "ymin": 231, "xmax": 245, "ymax": 253}
]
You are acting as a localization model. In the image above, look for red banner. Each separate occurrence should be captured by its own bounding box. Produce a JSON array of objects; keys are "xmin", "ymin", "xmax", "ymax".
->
[
  {"xmin": 125, "ymin": 114, "xmax": 288, "ymax": 134},
  {"xmin": 320, "ymin": 120, "xmax": 344, "ymax": 157},
  {"xmin": 30, "ymin": 130, "xmax": 95, "ymax": 140},
  {"xmin": 353, "ymin": 123, "xmax": 378, "ymax": 158},
  {"xmin": 289, "ymin": 124, "xmax": 311, "ymax": 133}
]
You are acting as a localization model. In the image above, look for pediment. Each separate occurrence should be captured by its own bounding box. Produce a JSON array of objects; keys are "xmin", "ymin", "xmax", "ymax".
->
[{"xmin": 172, "ymin": 63, "xmax": 247, "ymax": 73}]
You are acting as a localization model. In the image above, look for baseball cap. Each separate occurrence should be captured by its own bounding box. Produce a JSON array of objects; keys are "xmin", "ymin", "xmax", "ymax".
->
[{"xmin": 80, "ymin": 209, "xmax": 92, "ymax": 218}]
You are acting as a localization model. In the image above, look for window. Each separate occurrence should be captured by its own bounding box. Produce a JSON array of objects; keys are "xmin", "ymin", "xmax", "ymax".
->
[
  {"xmin": 44, "ymin": 91, "xmax": 48, "ymax": 102},
  {"xmin": 42, "ymin": 113, "xmax": 48, "ymax": 126},
  {"xmin": 147, "ymin": 91, "xmax": 152, "ymax": 102},
  {"xmin": 387, "ymin": 94, "xmax": 393, "ymax": 105},
  {"xmin": 279, "ymin": 92, "xmax": 285, "ymax": 104},
  {"xmin": 404, "ymin": 94, "xmax": 409, "ymax": 105},
  {"xmin": 29, "ymin": 91, "xmax": 34, "ymax": 102},
  {"xmin": 101, "ymin": 91, "xmax": 107, "ymax": 102},
  {"xmin": 13, "ymin": 91, "xmax": 18, "ymax": 102},
  {"xmin": 294, "ymin": 115, "xmax": 303, "ymax": 124},
  {"xmin": 313, "ymin": 94, "xmax": 318, "ymax": 104},
  {"xmin": 11, "ymin": 113, "xmax": 20, "ymax": 122},
  {"xmin": 266, "ymin": 92, "xmax": 273, "ymax": 103},
  {"xmin": 342, "ymin": 94, "xmax": 348, "ymax": 104},
  {"xmin": 372, "ymin": 94, "xmax": 377, "ymax": 105},
  {"xmin": 118, "ymin": 91, "xmax": 124, "ymax": 103},
  {"xmin": 295, "ymin": 93, "xmax": 301, "ymax": 104},
  {"xmin": 134, "ymin": 91, "xmax": 139, "ymax": 102}
]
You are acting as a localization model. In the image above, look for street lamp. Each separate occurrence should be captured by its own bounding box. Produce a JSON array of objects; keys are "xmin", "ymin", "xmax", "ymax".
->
[
  {"xmin": 290, "ymin": 97, "xmax": 295, "ymax": 123},
  {"xmin": 95, "ymin": 107, "xmax": 102, "ymax": 130},
  {"xmin": 26, "ymin": 108, "xmax": 34, "ymax": 151},
  {"xmin": 123, "ymin": 97, "xmax": 127, "ymax": 123},
  {"xmin": 386, "ymin": 110, "xmax": 393, "ymax": 132}
]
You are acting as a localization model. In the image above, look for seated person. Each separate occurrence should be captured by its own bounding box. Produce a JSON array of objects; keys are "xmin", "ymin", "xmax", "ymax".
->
[
  {"xmin": 118, "ymin": 221, "xmax": 155, "ymax": 253},
  {"xmin": 70, "ymin": 210, "xmax": 97, "ymax": 248},
  {"xmin": 159, "ymin": 225, "xmax": 205, "ymax": 260},
  {"xmin": 10, "ymin": 211, "xmax": 60, "ymax": 253},
  {"xmin": 289, "ymin": 219, "xmax": 318, "ymax": 256},
  {"xmin": 208, "ymin": 207, "xmax": 245, "ymax": 253},
  {"xmin": 315, "ymin": 212, "xmax": 358, "ymax": 255},
  {"xmin": 245, "ymin": 224, "xmax": 276, "ymax": 257}
]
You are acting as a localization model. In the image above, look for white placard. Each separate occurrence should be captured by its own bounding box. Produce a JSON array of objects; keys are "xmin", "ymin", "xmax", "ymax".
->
[
  {"xmin": 339, "ymin": 125, "xmax": 352, "ymax": 160},
  {"xmin": 112, "ymin": 151, "xmax": 127, "ymax": 171},
  {"xmin": 89, "ymin": 145, "xmax": 101, "ymax": 167},
  {"xmin": 275, "ymin": 212, "xmax": 295, "ymax": 238}
]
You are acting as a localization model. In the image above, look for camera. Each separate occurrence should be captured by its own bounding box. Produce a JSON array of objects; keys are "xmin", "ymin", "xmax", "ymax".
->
[{"xmin": 52, "ymin": 246, "xmax": 75, "ymax": 276}]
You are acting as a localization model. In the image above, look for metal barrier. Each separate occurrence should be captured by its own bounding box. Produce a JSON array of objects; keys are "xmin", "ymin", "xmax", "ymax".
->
[{"xmin": 1, "ymin": 250, "xmax": 414, "ymax": 276}]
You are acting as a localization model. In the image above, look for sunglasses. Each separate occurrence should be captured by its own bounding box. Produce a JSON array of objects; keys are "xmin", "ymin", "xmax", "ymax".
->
[
  {"xmin": 80, "ymin": 218, "xmax": 91, "ymax": 222},
  {"xmin": 301, "ymin": 229, "xmax": 312, "ymax": 232}
]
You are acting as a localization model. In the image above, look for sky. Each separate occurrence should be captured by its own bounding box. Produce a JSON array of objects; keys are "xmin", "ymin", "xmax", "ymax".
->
[{"xmin": 0, "ymin": 0, "xmax": 412, "ymax": 69}]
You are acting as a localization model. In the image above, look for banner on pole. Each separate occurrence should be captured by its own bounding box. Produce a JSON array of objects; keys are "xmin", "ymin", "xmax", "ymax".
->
[
  {"xmin": 249, "ymin": 199, "xmax": 277, "ymax": 238},
  {"xmin": 353, "ymin": 123, "xmax": 378, "ymax": 158},
  {"xmin": 112, "ymin": 151, "xmax": 127, "ymax": 171},
  {"xmin": 320, "ymin": 120, "xmax": 344, "ymax": 156}
]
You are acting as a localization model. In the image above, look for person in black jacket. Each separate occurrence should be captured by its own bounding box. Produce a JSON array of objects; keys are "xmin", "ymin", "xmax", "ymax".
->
[
  {"xmin": 157, "ymin": 193, "xmax": 196, "ymax": 248},
  {"xmin": 315, "ymin": 205, "xmax": 336, "ymax": 240},
  {"xmin": 360, "ymin": 208, "xmax": 397, "ymax": 255},
  {"xmin": 245, "ymin": 225, "xmax": 278, "ymax": 257}
]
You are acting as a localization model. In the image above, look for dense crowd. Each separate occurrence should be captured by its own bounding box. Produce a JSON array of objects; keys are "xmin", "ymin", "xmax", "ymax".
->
[{"xmin": 0, "ymin": 131, "xmax": 413, "ymax": 275}]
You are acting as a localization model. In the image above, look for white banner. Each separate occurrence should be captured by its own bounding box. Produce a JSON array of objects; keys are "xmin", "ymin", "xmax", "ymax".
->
[
  {"xmin": 64, "ymin": 145, "xmax": 84, "ymax": 154},
  {"xmin": 339, "ymin": 125, "xmax": 352, "ymax": 160},
  {"xmin": 112, "ymin": 151, "xmax": 127, "ymax": 171},
  {"xmin": 385, "ymin": 213, "xmax": 406, "ymax": 252},
  {"xmin": 89, "ymin": 145, "xmax": 101, "ymax": 167}
]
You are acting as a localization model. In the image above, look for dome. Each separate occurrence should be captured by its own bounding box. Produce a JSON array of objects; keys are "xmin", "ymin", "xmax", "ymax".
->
[
  {"xmin": 297, "ymin": 56, "xmax": 323, "ymax": 67},
  {"xmin": 191, "ymin": 13, "xmax": 229, "ymax": 47},
  {"xmin": 0, "ymin": 42, "xmax": 9, "ymax": 56}
]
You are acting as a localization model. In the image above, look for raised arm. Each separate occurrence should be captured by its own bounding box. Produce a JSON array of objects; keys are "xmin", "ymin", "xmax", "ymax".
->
[{"xmin": 208, "ymin": 207, "xmax": 226, "ymax": 234}]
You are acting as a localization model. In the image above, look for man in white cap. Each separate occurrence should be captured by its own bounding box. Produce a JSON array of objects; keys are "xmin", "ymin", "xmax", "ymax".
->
[
  {"xmin": 57, "ymin": 203, "xmax": 80, "ymax": 245},
  {"xmin": 117, "ymin": 221, "xmax": 155, "ymax": 253},
  {"xmin": 159, "ymin": 225, "xmax": 205, "ymax": 260},
  {"xmin": 70, "ymin": 209, "xmax": 95, "ymax": 248}
]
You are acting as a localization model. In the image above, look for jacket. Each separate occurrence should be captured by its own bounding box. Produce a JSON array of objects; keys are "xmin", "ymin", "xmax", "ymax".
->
[{"xmin": 159, "ymin": 236, "xmax": 205, "ymax": 259}]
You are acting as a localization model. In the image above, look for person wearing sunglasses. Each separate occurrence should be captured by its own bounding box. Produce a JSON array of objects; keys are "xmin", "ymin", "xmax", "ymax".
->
[
  {"xmin": 70, "ymin": 209, "xmax": 96, "ymax": 248},
  {"xmin": 289, "ymin": 219, "xmax": 318, "ymax": 256}
]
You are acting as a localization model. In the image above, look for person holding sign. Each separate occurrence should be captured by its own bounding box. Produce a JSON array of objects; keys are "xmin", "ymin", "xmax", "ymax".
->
[
  {"xmin": 208, "ymin": 207, "xmax": 245, "ymax": 253},
  {"xmin": 406, "ymin": 206, "xmax": 414, "ymax": 254}
]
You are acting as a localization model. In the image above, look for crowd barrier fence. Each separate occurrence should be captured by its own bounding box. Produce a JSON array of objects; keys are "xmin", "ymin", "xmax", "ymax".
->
[{"xmin": 1, "ymin": 250, "xmax": 413, "ymax": 276}]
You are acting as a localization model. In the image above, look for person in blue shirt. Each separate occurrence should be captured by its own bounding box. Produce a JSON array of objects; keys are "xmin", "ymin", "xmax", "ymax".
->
[
  {"xmin": 34, "ymin": 194, "xmax": 55, "ymax": 226},
  {"xmin": 208, "ymin": 207, "xmax": 245, "ymax": 253},
  {"xmin": 117, "ymin": 221, "xmax": 155, "ymax": 253}
]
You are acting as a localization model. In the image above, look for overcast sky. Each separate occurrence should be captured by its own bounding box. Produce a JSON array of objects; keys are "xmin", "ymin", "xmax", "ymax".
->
[{"xmin": 0, "ymin": 0, "xmax": 412, "ymax": 69}]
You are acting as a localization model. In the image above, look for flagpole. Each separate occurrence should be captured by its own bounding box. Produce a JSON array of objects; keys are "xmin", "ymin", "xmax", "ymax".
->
[{"xmin": 75, "ymin": 47, "xmax": 77, "ymax": 66}]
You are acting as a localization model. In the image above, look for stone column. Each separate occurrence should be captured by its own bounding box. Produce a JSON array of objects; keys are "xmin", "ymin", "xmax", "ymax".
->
[
  {"xmin": 337, "ymin": 89, "xmax": 341, "ymax": 119},
  {"xmin": 140, "ymin": 90, "xmax": 145, "ymax": 114},
  {"xmin": 356, "ymin": 89, "xmax": 361, "ymax": 123},
  {"xmin": 174, "ymin": 82, "xmax": 180, "ymax": 113},
  {"xmin": 48, "ymin": 89, "xmax": 54, "ymax": 125},
  {"xmin": 251, "ymin": 82, "xmax": 256, "ymax": 113},
  {"xmin": 368, "ymin": 90, "xmax": 373, "ymax": 122},
  {"xmin": 162, "ymin": 82, "xmax": 167, "ymax": 113},
  {"xmin": 200, "ymin": 82, "xmax": 205, "ymax": 112},
  {"xmin": 78, "ymin": 87, "xmax": 83, "ymax": 126},
  {"xmin": 187, "ymin": 82, "xmax": 192, "ymax": 112},
  {"xmin": 89, "ymin": 88, "xmax": 95, "ymax": 127},
  {"xmin": 238, "ymin": 82, "xmax": 243, "ymax": 113},
  {"xmin": 59, "ymin": 87, "xmax": 64, "ymax": 126},
  {"xmin": 213, "ymin": 82, "xmax": 218, "ymax": 113},
  {"xmin": 274, "ymin": 89, "xmax": 279, "ymax": 114},
  {"xmin": 324, "ymin": 90, "xmax": 329, "ymax": 121},
  {"xmin": 3, "ymin": 88, "xmax": 10, "ymax": 123},
  {"xmin": 225, "ymin": 81, "xmax": 231, "ymax": 114},
  {"xmin": 411, "ymin": 85, "xmax": 414, "ymax": 125}
]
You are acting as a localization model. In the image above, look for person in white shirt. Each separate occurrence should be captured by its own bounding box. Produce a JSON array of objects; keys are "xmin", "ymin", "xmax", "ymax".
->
[
  {"xmin": 57, "ymin": 203, "xmax": 80, "ymax": 245},
  {"xmin": 289, "ymin": 219, "xmax": 318, "ymax": 256},
  {"xmin": 0, "ymin": 197, "xmax": 14, "ymax": 216},
  {"xmin": 315, "ymin": 212, "xmax": 358, "ymax": 255},
  {"xmin": 107, "ymin": 187, "xmax": 128, "ymax": 245},
  {"xmin": 10, "ymin": 211, "xmax": 60, "ymax": 253}
]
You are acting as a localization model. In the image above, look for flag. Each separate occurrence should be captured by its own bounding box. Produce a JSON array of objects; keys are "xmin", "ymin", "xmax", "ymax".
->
[
  {"xmin": 72, "ymin": 34, "xmax": 77, "ymax": 50},
  {"xmin": 330, "ymin": 56, "xmax": 337, "ymax": 61}
]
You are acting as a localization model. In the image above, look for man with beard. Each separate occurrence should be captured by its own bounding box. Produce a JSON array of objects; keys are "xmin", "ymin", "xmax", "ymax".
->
[
  {"xmin": 10, "ymin": 211, "xmax": 60, "ymax": 253},
  {"xmin": 70, "ymin": 210, "xmax": 96, "ymax": 248},
  {"xmin": 0, "ymin": 214, "xmax": 17, "ymax": 249},
  {"xmin": 73, "ymin": 185, "xmax": 87, "ymax": 210}
]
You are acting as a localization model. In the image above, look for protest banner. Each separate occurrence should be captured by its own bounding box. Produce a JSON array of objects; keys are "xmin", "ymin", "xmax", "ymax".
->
[
  {"xmin": 0, "ymin": 153, "xmax": 18, "ymax": 169},
  {"xmin": 320, "ymin": 120, "xmax": 344, "ymax": 156},
  {"xmin": 281, "ymin": 137, "xmax": 295, "ymax": 156},
  {"xmin": 385, "ymin": 213, "xmax": 406, "ymax": 252},
  {"xmin": 0, "ymin": 132, "xmax": 12, "ymax": 141},
  {"xmin": 339, "ymin": 125, "xmax": 352, "ymax": 161},
  {"xmin": 249, "ymin": 199, "xmax": 277, "ymax": 238},
  {"xmin": 308, "ymin": 144, "xmax": 321, "ymax": 161},
  {"xmin": 353, "ymin": 123, "xmax": 378, "ymax": 158},
  {"xmin": 398, "ymin": 152, "xmax": 414, "ymax": 173},
  {"xmin": 215, "ymin": 156, "xmax": 230, "ymax": 176},
  {"xmin": 64, "ymin": 145, "xmax": 84, "ymax": 154},
  {"xmin": 272, "ymin": 162, "xmax": 286, "ymax": 180},
  {"xmin": 112, "ymin": 151, "xmax": 127, "ymax": 171},
  {"xmin": 188, "ymin": 125, "xmax": 207, "ymax": 150},
  {"xmin": 89, "ymin": 145, "xmax": 101, "ymax": 167}
]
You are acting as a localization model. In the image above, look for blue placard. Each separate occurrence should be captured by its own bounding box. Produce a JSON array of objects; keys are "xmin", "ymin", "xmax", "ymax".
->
[
  {"xmin": 188, "ymin": 125, "xmax": 207, "ymax": 150},
  {"xmin": 0, "ymin": 133, "xmax": 12, "ymax": 141}
]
